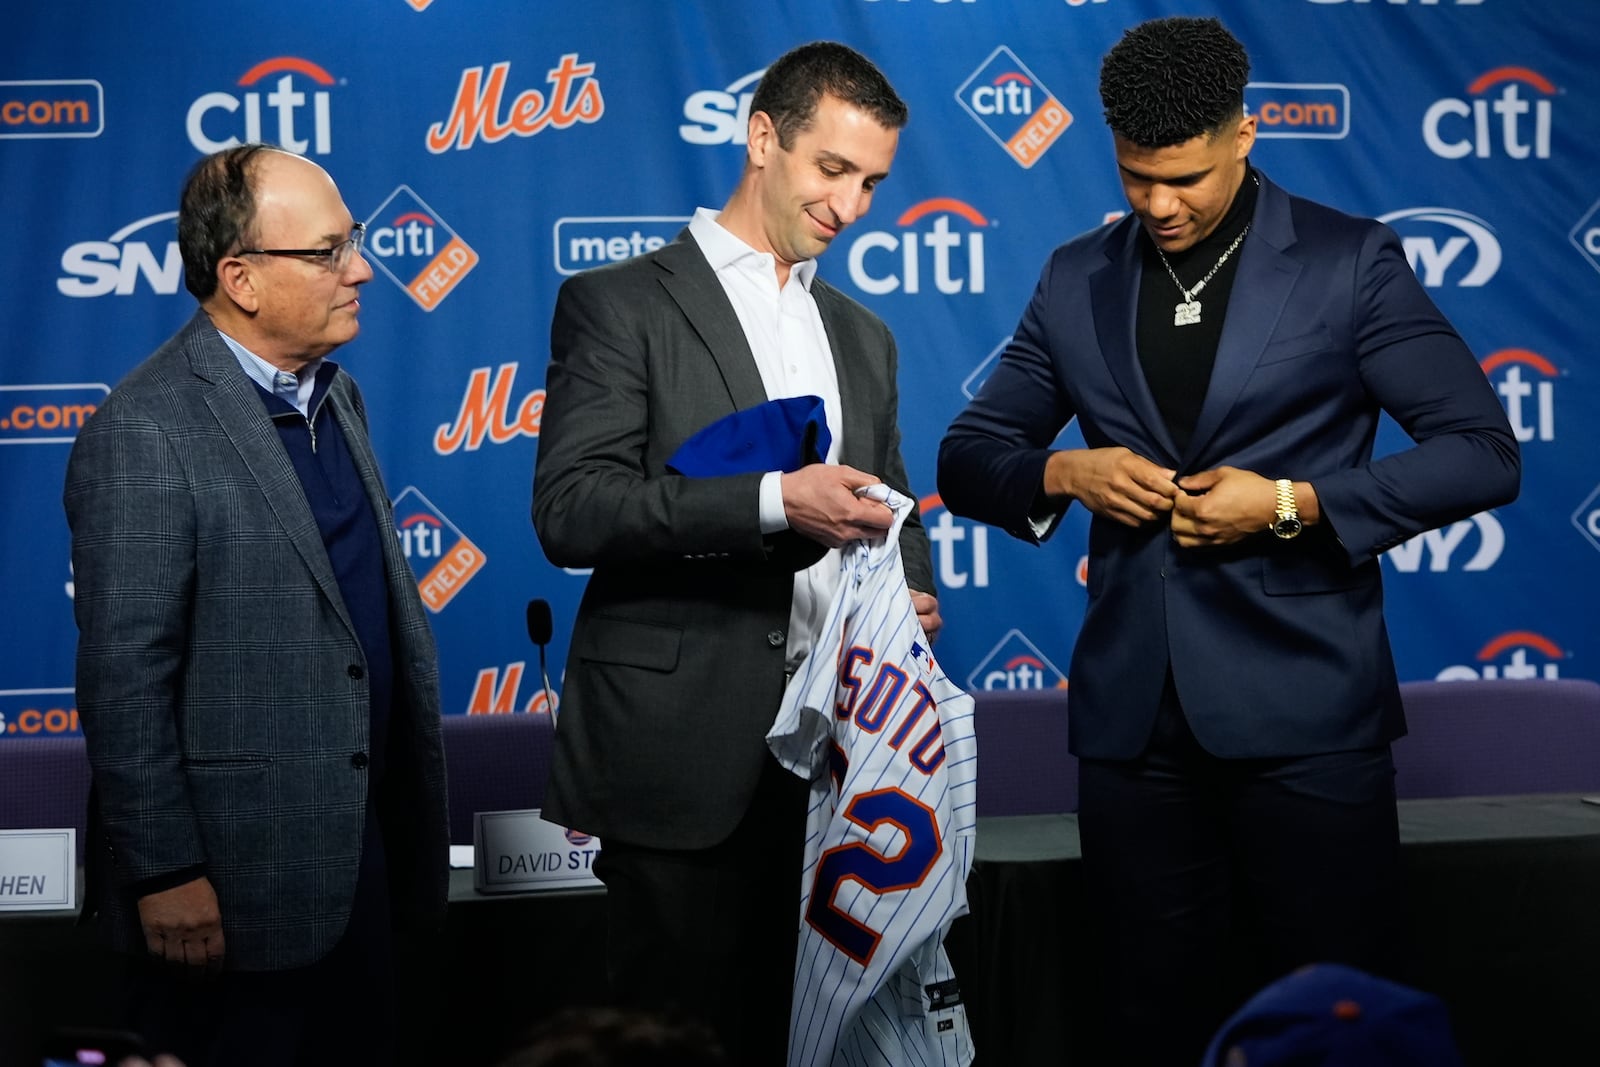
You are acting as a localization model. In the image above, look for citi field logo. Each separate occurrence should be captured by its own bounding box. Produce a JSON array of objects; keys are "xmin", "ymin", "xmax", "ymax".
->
[
  {"xmin": 434, "ymin": 363, "xmax": 544, "ymax": 455},
  {"xmin": 961, "ymin": 336, "xmax": 1011, "ymax": 400},
  {"xmin": 1572, "ymin": 482, "xmax": 1600, "ymax": 557},
  {"xmin": 1, "ymin": 80, "xmax": 103, "ymax": 139},
  {"xmin": 1377, "ymin": 207, "xmax": 1500, "ymax": 288},
  {"xmin": 1437, "ymin": 631, "xmax": 1566, "ymax": 681},
  {"xmin": 1423, "ymin": 67, "xmax": 1556, "ymax": 160},
  {"xmin": 955, "ymin": 47, "xmax": 1071, "ymax": 168},
  {"xmin": 57, "ymin": 211, "xmax": 181, "ymax": 298},
  {"xmin": 918, "ymin": 494, "xmax": 990, "ymax": 590},
  {"xmin": 1569, "ymin": 198, "xmax": 1600, "ymax": 281},
  {"xmin": 847, "ymin": 198, "xmax": 988, "ymax": 297},
  {"xmin": 553, "ymin": 216, "xmax": 690, "ymax": 275},
  {"xmin": 428, "ymin": 55, "xmax": 603, "ymax": 153},
  {"xmin": 363, "ymin": 187, "xmax": 478, "ymax": 311},
  {"xmin": 1384, "ymin": 512, "xmax": 1504, "ymax": 573},
  {"xmin": 680, "ymin": 68, "xmax": 763, "ymax": 146},
  {"xmin": 1245, "ymin": 83, "xmax": 1349, "ymax": 139},
  {"xmin": 466, "ymin": 663, "xmax": 557, "ymax": 715},
  {"xmin": 967, "ymin": 629, "xmax": 1068, "ymax": 691},
  {"xmin": 187, "ymin": 57, "xmax": 336, "ymax": 155},
  {"xmin": 0, "ymin": 384, "xmax": 106, "ymax": 445},
  {"xmin": 1482, "ymin": 349, "xmax": 1558, "ymax": 444},
  {"xmin": 405, "ymin": 0, "xmax": 433, "ymax": 8},
  {"xmin": 393, "ymin": 487, "xmax": 487, "ymax": 612}
]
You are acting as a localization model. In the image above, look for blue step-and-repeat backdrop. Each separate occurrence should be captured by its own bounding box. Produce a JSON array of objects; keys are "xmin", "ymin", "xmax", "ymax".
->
[{"xmin": 3, "ymin": 0, "xmax": 1596, "ymax": 741}]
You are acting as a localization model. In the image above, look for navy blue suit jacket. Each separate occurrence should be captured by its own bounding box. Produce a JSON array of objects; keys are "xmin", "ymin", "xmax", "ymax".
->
[{"xmin": 939, "ymin": 172, "xmax": 1519, "ymax": 761}]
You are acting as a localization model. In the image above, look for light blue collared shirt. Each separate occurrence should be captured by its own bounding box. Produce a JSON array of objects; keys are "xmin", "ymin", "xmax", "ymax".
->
[{"xmin": 217, "ymin": 330, "xmax": 322, "ymax": 418}]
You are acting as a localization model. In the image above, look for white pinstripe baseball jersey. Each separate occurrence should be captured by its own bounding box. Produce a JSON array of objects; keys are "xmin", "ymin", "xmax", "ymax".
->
[{"xmin": 768, "ymin": 485, "xmax": 978, "ymax": 1067}]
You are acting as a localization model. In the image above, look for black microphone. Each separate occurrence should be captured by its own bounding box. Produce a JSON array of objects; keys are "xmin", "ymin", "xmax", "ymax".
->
[{"xmin": 525, "ymin": 598, "xmax": 558, "ymax": 724}]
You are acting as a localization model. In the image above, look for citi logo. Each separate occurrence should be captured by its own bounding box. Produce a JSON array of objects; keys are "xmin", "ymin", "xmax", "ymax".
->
[
  {"xmin": 967, "ymin": 629, "xmax": 1068, "ymax": 691},
  {"xmin": 434, "ymin": 363, "xmax": 543, "ymax": 455},
  {"xmin": 1245, "ymin": 83, "xmax": 1349, "ymax": 139},
  {"xmin": 466, "ymin": 662, "xmax": 557, "ymax": 716},
  {"xmin": 955, "ymin": 47, "xmax": 1071, "ymax": 168},
  {"xmin": 426, "ymin": 55, "xmax": 604, "ymax": 153},
  {"xmin": 1437, "ymin": 631, "xmax": 1565, "ymax": 682},
  {"xmin": 553, "ymin": 216, "xmax": 690, "ymax": 275},
  {"xmin": 364, "ymin": 186, "xmax": 478, "ymax": 311},
  {"xmin": 1384, "ymin": 512, "xmax": 1504, "ymax": 573},
  {"xmin": 57, "ymin": 211, "xmax": 181, "ymax": 298},
  {"xmin": 1482, "ymin": 349, "xmax": 1557, "ymax": 444},
  {"xmin": 918, "ymin": 494, "xmax": 990, "ymax": 590},
  {"xmin": 847, "ymin": 198, "xmax": 988, "ymax": 297},
  {"xmin": 393, "ymin": 487, "xmax": 488, "ymax": 612},
  {"xmin": 1569, "ymin": 198, "xmax": 1600, "ymax": 281},
  {"xmin": 1572, "ymin": 482, "xmax": 1600, "ymax": 557},
  {"xmin": 679, "ymin": 68, "xmax": 764, "ymax": 146},
  {"xmin": 1, "ymin": 80, "xmax": 103, "ymax": 139},
  {"xmin": 188, "ymin": 57, "xmax": 335, "ymax": 155},
  {"xmin": 1423, "ymin": 67, "xmax": 1556, "ymax": 161},
  {"xmin": 961, "ymin": 336, "xmax": 1012, "ymax": 400},
  {"xmin": 1376, "ymin": 207, "xmax": 1500, "ymax": 288}
]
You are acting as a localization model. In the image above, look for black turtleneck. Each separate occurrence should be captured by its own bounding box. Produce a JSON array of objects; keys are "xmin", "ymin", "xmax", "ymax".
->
[{"xmin": 1136, "ymin": 164, "xmax": 1259, "ymax": 458}]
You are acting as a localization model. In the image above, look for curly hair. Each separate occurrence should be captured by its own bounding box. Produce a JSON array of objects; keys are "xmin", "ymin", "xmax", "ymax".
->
[
  {"xmin": 1098, "ymin": 17, "xmax": 1251, "ymax": 148},
  {"xmin": 750, "ymin": 40, "xmax": 908, "ymax": 150}
]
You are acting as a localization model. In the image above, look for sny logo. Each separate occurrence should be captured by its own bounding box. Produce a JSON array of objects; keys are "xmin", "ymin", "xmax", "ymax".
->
[
  {"xmin": 847, "ymin": 198, "xmax": 988, "ymax": 296},
  {"xmin": 955, "ymin": 47, "xmax": 1071, "ymax": 168},
  {"xmin": 364, "ymin": 187, "xmax": 479, "ymax": 311},
  {"xmin": 427, "ymin": 55, "xmax": 603, "ymax": 153},
  {"xmin": 1384, "ymin": 512, "xmax": 1503, "ymax": 573},
  {"xmin": 1376, "ymin": 207, "xmax": 1500, "ymax": 288},
  {"xmin": 58, "ymin": 212, "xmax": 181, "ymax": 298},
  {"xmin": 1437, "ymin": 631, "xmax": 1564, "ymax": 681},
  {"xmin": 1482, "ymin": 349, "xmax": 1557, "ymax": 444},
  {"xmin": 1424, "ymin": 67, "xmax": 1556, "ymax": 161},
  {"xmin": 392, "ymin": 487, "xmax": 487, "ymax": 612},
  {"xmin": 188, "ymin": 57, "xmax": 336, "ymax": 155},
  {"xmin": 967, "ymin": 629, "xmax": 1068, "ymax": 691},
  {"xmin": 1, "ymin": 80, "xmax": 103, "ymax": 139},
  {"xmin": 553, "ymin": 216, "xmax": 690, "ymax": 275},
  {"xmin": 918, "ymin": 494, "xmax": 990, "ymax": 590},
  {"xmin": 1245, "ymin": 83, "xmax": 1348, "ymax": 139},
  {"xmin": 680, "ymin": 68, "xmax": 764, "ymax": 146},
  {"xmin": 434, "ymin": 363, "xmax": 544, "ymax": 455}
]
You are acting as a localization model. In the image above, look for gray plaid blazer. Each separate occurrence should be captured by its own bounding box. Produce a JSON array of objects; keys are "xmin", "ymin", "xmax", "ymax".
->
[{"xmin": 64, "ymin": 310, "xmax": 448, "ymax": 971}]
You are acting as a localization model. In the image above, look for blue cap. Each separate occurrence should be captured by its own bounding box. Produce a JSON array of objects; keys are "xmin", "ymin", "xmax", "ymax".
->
[
  {"xmin": 1202, "ymin": 963, "xmax": 1465, "ymax": 1067},
  {"xmin": 666, "ymin": 395, "xmax": 831, "ymax": 477}
]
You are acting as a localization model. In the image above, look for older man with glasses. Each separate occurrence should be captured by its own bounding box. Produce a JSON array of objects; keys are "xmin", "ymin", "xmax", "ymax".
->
[{"xmin": 64, "ymin": 143, "xmax": 448, "ymax": 1066}]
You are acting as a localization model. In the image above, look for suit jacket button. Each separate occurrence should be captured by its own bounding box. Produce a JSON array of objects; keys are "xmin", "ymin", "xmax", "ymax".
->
[
  {"xmin": 347, "ymin": 664, "xmax": 365, "ymax": 680},
  {"xmin": 766, "ymin": 629, "xmax": 785, "ymax": 648},
  {"xmin": 351, "ymin": 752, "xmax": 369, "ymax": 769}
]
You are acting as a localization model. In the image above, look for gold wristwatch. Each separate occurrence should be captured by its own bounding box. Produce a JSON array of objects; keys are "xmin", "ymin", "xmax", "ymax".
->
[{"xmin": 1271, "ymin": 478, "xmax": 1303, "ymax": 540}]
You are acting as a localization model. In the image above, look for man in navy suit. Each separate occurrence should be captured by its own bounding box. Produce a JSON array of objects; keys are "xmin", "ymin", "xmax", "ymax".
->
[{"xmin": 938, "ymin": 17, "xmax": 1519, "ymax": 1066}]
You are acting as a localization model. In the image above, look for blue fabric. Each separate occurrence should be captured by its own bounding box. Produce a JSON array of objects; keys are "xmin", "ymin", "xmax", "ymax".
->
[{"xmin": 666, "ymin": 394, "xmax": 831, "ymax": 477}]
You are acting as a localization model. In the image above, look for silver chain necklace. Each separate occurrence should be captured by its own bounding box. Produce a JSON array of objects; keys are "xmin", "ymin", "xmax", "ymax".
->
[{"xmin": 1154, "ymin": 222, "xmax": 1250, "ymax": 327}]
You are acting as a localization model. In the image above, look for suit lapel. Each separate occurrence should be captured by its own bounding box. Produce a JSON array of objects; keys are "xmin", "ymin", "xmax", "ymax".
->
[
  {"xmin": 812, "ymin": 281, "xmax": 872, "ymax": 469},
  {"xmin": 1181, "ymin": 175, "xmax": 1302, "ymax": 468},
  {"xmin": 183, "ymin": 313, "xmax": 353, "ymax": 634},
  {"xmin": 1091, "ymin": 223, "xmax": 1181, "ymax": 465},
  {"xmin": 655, "ymin": 235, "xmax": 769, "ymax": 411}
]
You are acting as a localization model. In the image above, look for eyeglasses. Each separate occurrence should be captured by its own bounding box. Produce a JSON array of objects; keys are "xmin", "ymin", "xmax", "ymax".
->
[{"xmin": 236, "ymin": 222, "xmax": 366, "ymax": 274}]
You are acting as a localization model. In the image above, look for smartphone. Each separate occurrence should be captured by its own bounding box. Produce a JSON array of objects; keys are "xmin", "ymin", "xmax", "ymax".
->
[{"xmin": 39, "ymin": 1027, "xmax": 148, "ymax": 1067}]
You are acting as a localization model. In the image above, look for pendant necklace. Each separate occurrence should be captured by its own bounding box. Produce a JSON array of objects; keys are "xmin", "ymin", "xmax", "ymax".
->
[{"xmin": 1155, "ymin": 223, "xmax": 1250, "ymax": 327}]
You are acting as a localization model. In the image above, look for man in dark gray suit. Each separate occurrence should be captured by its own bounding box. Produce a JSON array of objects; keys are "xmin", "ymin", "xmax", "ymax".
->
[
  {"xmin": 64, "ymin": 144, "xmax": 448, "ymax": 1066},
  {"xmin": 533, "ymin": 41, "xmax": 938, "ymax": 1065}
]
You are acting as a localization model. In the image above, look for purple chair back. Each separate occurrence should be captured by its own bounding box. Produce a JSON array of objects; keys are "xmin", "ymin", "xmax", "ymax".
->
[
  {"xmin": 1392, "ymin": 678, "xmax": 1600, "ymax": 799},
  {"xmin": 972, "ymin": 688, "xmax": 1077, "ymax": 816},
  {"xmin": 0, "ymin": 735, "xmax": 91, "ymax": 861},
  {"xmin": 440, "ymin": 711, "xmax": 557, "ymax": 843}
]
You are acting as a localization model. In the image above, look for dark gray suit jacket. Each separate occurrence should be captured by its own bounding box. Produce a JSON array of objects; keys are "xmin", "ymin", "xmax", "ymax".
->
[
  {"xmin": 64, "ymin": 310, "xmax": 449, "ymax": 971},
  {"xmin": 533, "ymin": 233, "xmax": 933, "ymax": 850}
]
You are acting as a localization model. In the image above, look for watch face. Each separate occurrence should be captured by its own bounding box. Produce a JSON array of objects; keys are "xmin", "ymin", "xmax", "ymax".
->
[{"xmin": 1273, "ymin": 516, "xmax": 1304, "ymax": 539}]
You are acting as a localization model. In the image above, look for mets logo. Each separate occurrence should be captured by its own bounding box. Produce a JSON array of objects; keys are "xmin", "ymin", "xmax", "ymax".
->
[
  {"xmin": 364, "ymin": 186, "xmax": 479, "ymax": 311},
  {"xmin": 426, "ymin": 55, "xmax": 603, "ymax": 153},
  {"xmin": 967, "ymin": 629, "xmax": 1068, "ymax": 691},
  {"xmin": 955, "ymin": 47, "xmax": 1071, "ymax": 168},
  {"xmin": 187, "ymin": 57, "xmax": 337, "ymax": 155},
  {"xmin": 392, "ymin": 486, "xmax": 488, "ymax": 612}
]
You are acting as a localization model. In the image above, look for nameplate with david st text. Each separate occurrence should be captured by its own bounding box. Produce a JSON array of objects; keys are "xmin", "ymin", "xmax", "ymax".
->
[
  {"xmin": 0, "ymin": 829, "xmax": 75, "ymax": 911},
  {"xmin": 473, "ymin": 809, "xmax": 603, "ymax": 894}
]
